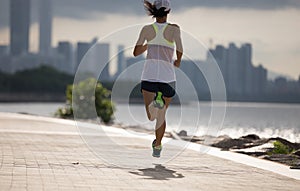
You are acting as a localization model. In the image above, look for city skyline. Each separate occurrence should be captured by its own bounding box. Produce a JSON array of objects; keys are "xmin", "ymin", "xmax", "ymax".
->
[
  {"xmin": 1, "ymin": 5, "xmax": 300, "ymax": 103},
  {"xmin": 208, "ymin": 43, "xmax": 267, "ymax": 96},
  {"xmin": 0, "ymin": 1, "xmax": 299, "ymax": 79},
  {"xmin": 0, "ymin": 0, "xmax": 299, "ymax": 83}
]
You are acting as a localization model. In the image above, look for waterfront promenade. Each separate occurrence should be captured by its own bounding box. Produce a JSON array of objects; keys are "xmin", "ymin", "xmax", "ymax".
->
[{"xmin": 0, "ymin": 112, "xmax": 299, "ymax": 191}]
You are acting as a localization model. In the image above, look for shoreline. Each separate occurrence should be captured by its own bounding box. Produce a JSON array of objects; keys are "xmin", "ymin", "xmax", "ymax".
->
[
  {"xmin": 113, "ymin": 122, "xmax": 300, "ymax": 169},
  {"xmin": 1, "ymin": 95, "xmax": 300, "ymax": 104}
]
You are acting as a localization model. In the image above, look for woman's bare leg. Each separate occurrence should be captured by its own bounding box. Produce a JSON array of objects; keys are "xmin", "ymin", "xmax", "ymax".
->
[
  {"xmin": 142, "ymin": 90, "xmax": 172, "ymax": 147},
  {"xmin": 142, "ymin": 90, "xmax": 157, "ymax": 121},
  {"xmin": 154, "ymin": 97, "xmax": 172, "ymax": 147}
]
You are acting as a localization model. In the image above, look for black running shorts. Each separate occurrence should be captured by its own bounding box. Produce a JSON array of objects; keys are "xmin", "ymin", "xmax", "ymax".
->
[{"xmin": 141, "ymin": 81, "xmax": 176, "ymax": 98}]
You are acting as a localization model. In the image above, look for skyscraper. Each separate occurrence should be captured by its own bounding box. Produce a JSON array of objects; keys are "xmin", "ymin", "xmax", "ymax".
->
[
  {"xmin": 0, "ymin": 45, "xmax": 8, "ymax": 56},
  {"xmin": 95, "ymin": 43, "xmax": 110, "ymax": 82},
  {"xmin": 242, "ymin": 43, "xmax": 253, "ymax": 95},
  {"xmin": 115, "ymin": 45, "xmax": 126, "ymax": 78},
  {"xmin": 252, "ymin": 65, "xmax": 267, "ymax": 95},
  {"xmin": 227, "ymin": 43, "xmax": 240, "ymax": 95},
  {"xmin": 76, "ymin": 42, "xmax": 91, "ymax": 69},
  {"xmin": 10, "ymin": 0, "xmax": 31, "ymax": 56},
  {"xmin": 57, "ymin": 41, "xmax": 73, "ymax": 74},
  {"xmin": 212, "ymin": 45, "xmax": 228, "ymax": 85},
  {"xmin": 39, "ymin": 0, "xmax": 52, "ymax": 55},
  {"xmin": 209, "ymin": 43, "xmax": 256, "ymax": 96},
  {"xmin": 76, "ymin": 42, "xmax": 110, "ymax": 80}
]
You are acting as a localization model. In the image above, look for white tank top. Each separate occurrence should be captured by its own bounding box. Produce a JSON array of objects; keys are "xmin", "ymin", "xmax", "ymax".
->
[{"xmin": 141, "ymin": 22, "xmax": 176, "ymax": 83}]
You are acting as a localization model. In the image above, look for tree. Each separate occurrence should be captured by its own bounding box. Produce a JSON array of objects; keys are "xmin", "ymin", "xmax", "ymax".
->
[
  {"xmin": 0, "ymin": 66, "xmax": 73, "ymax": 93},
  {"xmin": 56, "ymin": 78, "xmax": 115, "ymax": 123}
]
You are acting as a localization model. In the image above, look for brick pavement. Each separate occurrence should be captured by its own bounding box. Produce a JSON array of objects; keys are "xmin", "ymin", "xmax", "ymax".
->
[{"xmin": 0, "ymin": 112, "xmax": 300, "ymax": 191}]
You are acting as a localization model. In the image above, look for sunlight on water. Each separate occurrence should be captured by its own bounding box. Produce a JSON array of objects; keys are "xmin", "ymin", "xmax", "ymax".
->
[{"xmin": 0, "ymin": 102, "xmax": 299, "ymax": 142}]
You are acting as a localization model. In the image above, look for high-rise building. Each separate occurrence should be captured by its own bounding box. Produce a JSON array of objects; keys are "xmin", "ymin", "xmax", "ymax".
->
[
  {"xmin": 10, "ymin": 0, "xmax": 30, "ymax": 56},
  {"xmin": 95, "ymin": 43, "xmax": 110, "ymax": 82},
  {"xmin": 241, "ymin": 43, "xmax": 253, "ymax": 95},
  {"xmin": 179, "ymin": 59, "xmax": 208, "ymax": 96},
  {"xmin": 227, "ymin": 43, "xmax": 240, "ymax": 95},
  {"xmin": 209, "ymin": 43, "xmax": 256, "ymax": 96},
  {"xmin": 123, "ymin": 56, "xmax": 145, "ymax": 81},
  {"xmin": 39, "ymin": 0, "xmax": 52, "ymax": 55},
  {"xmin": 0, "ymin": 45, "xmax": 11, "ymax": 73},
  {"xmin": 76, "ymin": 42, "xmax": 91, "ymax": 69},
  {"xmin": 57, "ymin": 42, "xmax": 73, "ymax": 74},
  {"xmin": 115, "ymin": 45, "xmax": 126, "ymax": 79},
  {"xmin": 274, "ymin": 77, "xmax": 288, "ymax": 94},
  {"xmin": 0, "ymin": 45, "xmax": 9, "ymax": 56},
  {"xmin": 253, "ymin": 65, "xmax": 267, "ymax": 95},
  {"xmin": 211, "ymin": 45, "xmax": 228, "ymax": 85},
  {"xmin": 76, "ymin": 42, "xmax": 110, "ymax": 80}
]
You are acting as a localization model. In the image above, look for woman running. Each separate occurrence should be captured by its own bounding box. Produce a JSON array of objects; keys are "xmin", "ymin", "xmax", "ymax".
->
[{"xmin": 133, "ymin": 0, "xmax": 183, "ymax": 157}]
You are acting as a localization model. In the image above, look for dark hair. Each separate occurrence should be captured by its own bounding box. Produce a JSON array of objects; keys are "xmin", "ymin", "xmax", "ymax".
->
[{"xmin": 144, "ymin": 0, "xmax": 170, "ymax": 18}]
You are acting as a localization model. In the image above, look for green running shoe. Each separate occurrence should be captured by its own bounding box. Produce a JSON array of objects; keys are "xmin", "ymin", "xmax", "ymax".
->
[
  {"xmin": 152, "ymin": 145, "xmax": 162, "ymax": 158},
  {"xmin": 153, "ymin": 91, "xmax": 165, "ymax": 109},
  {"xmin": 152, "ymin": 139, "xmax": 162, "ymax": 158}
]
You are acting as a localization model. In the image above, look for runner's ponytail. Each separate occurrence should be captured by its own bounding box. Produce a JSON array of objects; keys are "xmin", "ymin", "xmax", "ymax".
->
[{"xmin": 144, "ymin": 0, "xmax": 170, "ymax": 18}]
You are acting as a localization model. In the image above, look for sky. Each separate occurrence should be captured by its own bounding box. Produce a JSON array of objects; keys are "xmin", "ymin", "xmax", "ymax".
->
[{"xmin": 0, "ymin": 0, "xmax": 300, "ymax": 79}]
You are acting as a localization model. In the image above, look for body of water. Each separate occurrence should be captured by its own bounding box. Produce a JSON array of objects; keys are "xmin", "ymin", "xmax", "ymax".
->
[{"xmin": 0, "ymin": 102, "xmax": 299, "ymax": 142}]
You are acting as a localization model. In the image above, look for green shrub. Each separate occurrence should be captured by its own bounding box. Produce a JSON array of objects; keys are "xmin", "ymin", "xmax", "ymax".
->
[
  {"xmin": 271, "ymin": 141, "xmax": 293, "ymax": 155},
  {"xmin": 56, "ymin": 78, "xmax": 115, "ymax": 123},
  {"xmin": 55, "ymin": 104, "xmax": 73, "ymax": 119}
]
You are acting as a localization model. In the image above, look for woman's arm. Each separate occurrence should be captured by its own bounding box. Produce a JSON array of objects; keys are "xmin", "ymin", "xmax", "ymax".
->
[
  {"xmin": 133, "ymin": 27, "xmax": 148, "ymax": 57},
  {"xmin": 173, "ymin": 25, "xmax": 183, "ymax": 68}
]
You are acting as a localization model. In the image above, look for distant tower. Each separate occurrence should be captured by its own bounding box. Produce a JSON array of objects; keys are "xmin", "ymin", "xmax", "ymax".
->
[
  {"xmin": 76, "ymin": 42, "xmax": 110, "ymax": 80},
  {"xmin": 227, "ymin": 43, "xmax": 240, "ymax": 95},
  {"xmin": 116, "ymin": 45, "xmax": 126, "ymax": 77},
  {"xmin": 242, "ymin": 43, "xmax": 253, "ymax": 95},
  {"xmin": 0, "ymin": 45, "xmax": 9, "ymax": 56},
  {"xmin": 57, "ymin": 41, "xmax": 73, "ymax": 74},
  {"xmin": 95, "ymin": 43, "xmax": 110, "ymax": 82},
  {"xmin": 76, "ymin": 42, "xmax": 91, "ymax": 69},
  {"xmin": 214, "ymin": 45, "xmax": 227, "ymax": 85},
  {"xmin": 10, "ymin": 0, "xmax": 31, "ymax": 56},
  {"xmin": 39, "ymin": 0, "xmax": 52, "ymax": 55}
]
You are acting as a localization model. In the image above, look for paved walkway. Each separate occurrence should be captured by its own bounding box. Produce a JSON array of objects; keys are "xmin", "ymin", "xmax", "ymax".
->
[{"xmin": 0, "ymin": 112, "xmax": 300, "ymax": 191}]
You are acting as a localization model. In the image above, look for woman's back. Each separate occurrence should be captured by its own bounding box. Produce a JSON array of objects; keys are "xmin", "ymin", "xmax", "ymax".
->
[
  {"xmin": 141, "ymin": 22, "xmax": 181, "ymax": 83},
  {"xmin": 147, "ymin": 22, "xmax": 175, "ymax": 63}
]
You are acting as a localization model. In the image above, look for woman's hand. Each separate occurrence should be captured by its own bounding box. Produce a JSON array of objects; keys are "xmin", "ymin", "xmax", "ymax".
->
[
  {"xmin": 174, "ymin": 59, "xmax": 181, "ymax": 68},
  {"xmin": 133, "ymin": 44, "xmax": 148, "ymax": 57}
]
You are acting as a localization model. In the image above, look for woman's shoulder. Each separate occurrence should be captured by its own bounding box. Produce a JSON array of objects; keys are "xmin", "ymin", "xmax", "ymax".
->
[
  {"xmin": 167, "ymin": 23, "xmax": 181, "ymax": 34},
  {"xmin": 168, "ymin": 23, "xmax": 180, "ymax": 29},
  {"xmin": 142, "ymin": 24, "xmax": 155, "ymax": 29},
  {"xmin": 140, "ymin": 24, "xmax": 155, "ymax": 33}
]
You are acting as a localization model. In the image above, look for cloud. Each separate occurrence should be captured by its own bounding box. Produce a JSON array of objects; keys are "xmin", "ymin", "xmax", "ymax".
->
[
  {"xmin": 53, "ymin": 0, "xmax": 144, "ymax": 19},
  {"xmin": 0, "ymin": 0, "xmax": 300, "ymax": 29},
  {"xmin": 52, "ymin": 0, "xmax": 300, "ymax": 19},
  {"xmin": 173, "ymin": 0, "xmax": 300, "ymax": 11}
]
